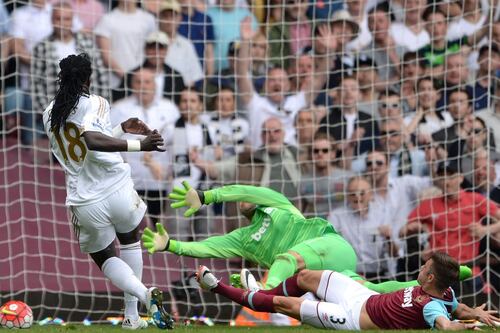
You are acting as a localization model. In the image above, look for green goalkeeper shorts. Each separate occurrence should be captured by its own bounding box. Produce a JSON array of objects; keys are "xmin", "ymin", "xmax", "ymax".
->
[{"xmin": 289, "ymin": 233, "xmax": 357, "ymax": 272}]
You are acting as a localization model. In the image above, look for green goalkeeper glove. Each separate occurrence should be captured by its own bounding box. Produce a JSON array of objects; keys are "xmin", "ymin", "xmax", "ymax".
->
[
  {"xmin": 141, "ymin": 223, "xmax": 170, "ymax": 254},
  {"xmin": 168, "ymin": 181, "xmax": 206, "ymax": 217}
]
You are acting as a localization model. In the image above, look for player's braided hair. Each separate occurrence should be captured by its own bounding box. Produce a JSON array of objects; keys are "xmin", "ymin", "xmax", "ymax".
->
[{"xmin": 50, "ymin": 53, "xmax": 92, "ymax": 132}]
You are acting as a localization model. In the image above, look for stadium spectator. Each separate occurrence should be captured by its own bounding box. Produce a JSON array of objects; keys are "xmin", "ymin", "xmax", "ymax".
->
[
  {"xmin": 267, "ymin": 0, "xmax": 311, "ymax": 69},
  {"xmin": 178, "ymin": 0, "xmax": 215, "ymax": 75},
  {"xmin": 288, "ymin": 53, "xmax": 313, "ymax": 94},
  {"xmin": 433, "ymin": 88, "xmax": 474, "ymax": 152},
  {"xmin": 436, "ymin": 52, "xmax": 473, "ymax": 110},
  {"xmin": 32, "ymin": 2, "xmax": 108, "ymax": 115},
  {"xmin": 390, "ymin": 0, "xmax": 429, "ymax": 52},
  {"xmin": 69, "ymin": 0, "xmax": 104, "ymax": 31},
  {"xmin": 345, "ymin": 0, "xmax": 372, "ymax": 52},
  {"xmin": 470, "ymin": 45, "xmax": 500, "ymax": 111},
  {"xmin": 447, "ymin": 0, "xmax": 487, "ymax": 41},
  {"xmin": 207, "ymin": 0, "xmax": 258, "ymax": 71},
  {"xmin": 203, "ymin": 87, "xmax": 250, "ymax": 159},
  {"xmin": 329, "ymin": 176, "xmax": 398, "ymax": 280},
  {"xmin": 94, "ymin": 0, "xmax": 155, "ymax": 89},
  {"xmin": 193, "ymin": 117, "xmax": 302, "ymax": 203},
  {"xmin": 319, "ymin": 76, "xmax": 380, "ymax": 157},
  {"xmin": 352, "ymin": 121, "xmax": 428, "ymax": 177},
  {"xmin": 237, "ymin": 18, "xmax": 332, "ymax": 149},
  {"xmin": 355, "ymin": 56, "xmax": 380, "ymax": 117},
  {"xmin": 447, "ymin": 116, "xmax": 496, "ymax": 185},
  {"xmin": 398, "ymin": 52, "xmax": 425, "ymax": 113},
  {"xmin": 294, "ymin": 107, "xmax": 321, "ymax": 172},
  {"xmin": 362, "ymin": 4, "xmax": 403, "ymax": 88},
  {"xmin": 300, "ymin": 133, "xmax": 354, "ymax": 218},
  {"xmin": 111, "ymin": 69, "xmax": 179, "ymax": 225},
  {"xmin": 377, "ymin": 91, "xmax": 404, "ymax": 122},
  {"xmin": 158, "ymin": 0, "xmax": 203, "ymax": 87},
  {"xmin": 477, "ymin": 79, "xmax": 500, "ymax": 148},
  {"xmin": 8, "ymin": 0, "xmax": 82, "ymax": 145},
  {"xmin": 112, "ymin": 31, "xmax": 185, "ymax": 103},
  {"xmin": 401, "ymin": 163, "xmax": 500, "ymax": 289},
  {"xmin": 405, "ymin": 77, "xmax": 454, "ymax": 139},
  {"xmin": 171, "ymin": 88, "xmax": 215, "ymax": 238},
  {"xmin": 330, "ymin": 9, "xmax": 358, "ymax": 57},
  {"xmin": 248, "ymin": 31, "xmax": 269, "ymax": 92}
]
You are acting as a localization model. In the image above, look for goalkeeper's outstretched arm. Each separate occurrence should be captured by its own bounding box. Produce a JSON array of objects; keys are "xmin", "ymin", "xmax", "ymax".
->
[
  {"xmin": 142, "ymin": 223, "xmax": 246, "ymax": 259},
  {"xmin": 169, "ymin": 181, "xmax": 303, "ymax": 218}
]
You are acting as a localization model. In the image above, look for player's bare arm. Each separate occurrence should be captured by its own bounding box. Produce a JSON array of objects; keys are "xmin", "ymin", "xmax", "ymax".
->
[
  {"xmin": 452, "ymin": 303, "xmax": 500, "ymax": 327},
  {"xmin": 83, "ymin": 129, "xmax": 165, "ymax": 152}
]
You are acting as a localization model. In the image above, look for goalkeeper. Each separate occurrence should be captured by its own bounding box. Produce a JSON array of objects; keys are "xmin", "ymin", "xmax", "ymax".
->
[{"xmin": 142, "ymin": 182, "xmax": 471, "ymax": 291}]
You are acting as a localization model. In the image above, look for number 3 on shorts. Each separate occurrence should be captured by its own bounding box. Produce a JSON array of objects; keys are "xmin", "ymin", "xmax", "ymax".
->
[{"xmin": 53, "ymin": 122, "xmax": 87, "ymax": 163}]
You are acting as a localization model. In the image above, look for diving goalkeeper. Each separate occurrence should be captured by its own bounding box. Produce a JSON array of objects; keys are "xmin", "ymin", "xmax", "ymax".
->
[{"xmin": 142, "ymin": 182, "xmax": 471, "ymax": 291}]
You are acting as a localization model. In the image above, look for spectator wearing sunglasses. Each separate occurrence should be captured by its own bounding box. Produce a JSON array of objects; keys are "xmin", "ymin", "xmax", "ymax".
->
[
  {"xmin": 299, "ymin": 133, "xmax": 354, "ymax": 218},
  {"xmin": 377, "ymin": 91, "xmax": 404, "ymax": 122}
]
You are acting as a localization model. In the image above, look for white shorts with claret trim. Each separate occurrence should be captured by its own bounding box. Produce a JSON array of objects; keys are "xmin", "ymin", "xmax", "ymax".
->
[
  {"xmin": 70, "ymin": 180, "xmax": 146, "ymax": 253},
  {"xmin": 299, "ymin": 271, "xmax": 378, "ymax": 330}
]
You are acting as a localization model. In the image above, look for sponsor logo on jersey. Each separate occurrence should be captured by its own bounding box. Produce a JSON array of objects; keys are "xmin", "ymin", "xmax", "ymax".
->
[
  {"xmin": 401, "ymin": 287, "xmax": 414, "ymax": 308},
  {"xmin": 251, "ymin": 217, "xmax": 271, "ymax": 241}
]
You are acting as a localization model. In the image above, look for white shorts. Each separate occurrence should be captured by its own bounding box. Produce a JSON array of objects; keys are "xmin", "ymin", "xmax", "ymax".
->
[
  {"xmin": 70, "ymin": 181, "xmax": 147, "ymax": 253},
  {"xmin": 299, "ymin": 271, "xmax": 378, "ymax": 330}
]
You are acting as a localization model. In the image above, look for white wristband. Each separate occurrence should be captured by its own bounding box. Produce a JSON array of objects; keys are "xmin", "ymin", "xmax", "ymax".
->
[
  {"xmin": 127, "ymin": 140, "xmax": 141, "ymax": 152},
  {"xmin": 112, "ymin": 124, "xmax": 125, "ymax": 138}
]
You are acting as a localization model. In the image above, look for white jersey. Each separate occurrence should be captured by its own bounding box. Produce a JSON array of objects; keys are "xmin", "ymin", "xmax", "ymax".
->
[{"xmin": 43, "ymin": 94, "xmax": 131, "ymax": 206}]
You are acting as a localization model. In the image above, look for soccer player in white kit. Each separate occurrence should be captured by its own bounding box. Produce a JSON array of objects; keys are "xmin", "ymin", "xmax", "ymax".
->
[{"xmin": 42, "ymin": 53, "xmax": 173, "ymax": 330}]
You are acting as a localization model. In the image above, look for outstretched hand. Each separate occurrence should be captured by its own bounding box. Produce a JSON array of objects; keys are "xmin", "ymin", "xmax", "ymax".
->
[
  {"xmin": 141, "ymin": 223, "xmax": 170, "ymax": 254},
  {"xmin": 141, "ymin": 130, "xmax": 166, "ymax": 152},
  {"xmin": 168, "ymin": 181, "xmax": 204, "ymax": 217}
]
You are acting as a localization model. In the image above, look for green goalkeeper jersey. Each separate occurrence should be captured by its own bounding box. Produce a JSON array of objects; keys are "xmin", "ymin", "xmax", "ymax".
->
[{"xmin": 168, "ymin": 185, "xmax": 337, "ymax": 268}]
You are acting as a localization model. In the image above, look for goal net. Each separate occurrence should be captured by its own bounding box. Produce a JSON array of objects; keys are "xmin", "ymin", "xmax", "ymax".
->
[{"xmin": 1, "ymin": 0, "xmax": 499, "ymax": 325}]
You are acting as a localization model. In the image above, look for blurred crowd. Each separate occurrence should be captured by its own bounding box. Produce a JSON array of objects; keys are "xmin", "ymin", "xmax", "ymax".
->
[{"xmin": 0, "ymin": 0, "xmax": 499, "ymax": 300}]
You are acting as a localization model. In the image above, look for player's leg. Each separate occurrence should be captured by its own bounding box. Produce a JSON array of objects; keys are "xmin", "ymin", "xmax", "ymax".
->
[
  {"xmin": 265, "ymin": 234, "xmax": 357, "ymax": 289},
  {"xmin": 116, "ymin": 222, "xmax": 146, "ymax": 327}
]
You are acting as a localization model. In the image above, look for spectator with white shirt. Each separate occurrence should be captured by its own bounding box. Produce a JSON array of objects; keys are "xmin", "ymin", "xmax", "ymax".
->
[
  {"xmin": 32, "ymin": 2, "xmax": 108, "ymax": 115},
  {"xmin": 404, "ymin": 76, "xmax": 454, "ymax": 141},
  {"xmin": 237, "ymin": 18, "xmax": 333, "ymax": 149},
  {"xmin": 329, "ymin": 176, "xmax": 398, "ymax": 281},
  {"xmin": 111, "ymin": 68, "xmax": 180, "ymax": 224},
  {"xmin": 94, "ymin": 0, "xmax": 155, "ymax": 89},
  {"xmin": 7, "ymin": 0, "xmax": 82, "ymax": 144},
  {"xmin": 345, "ymin": 0, "xmax": 372, "ymax": 52},
  {"xmin": 447, "ymin": 0, "xmax": 487, "ymax": 41},
  {"xmin": 390, "ymin": 0, "xmax": 429, "ymax": 52},
  {"xmin": 158, "ymin": 0, "xmax": 204, "ymax": 87},
  {"xmin": 112, "ymin": 31, "xmax": 186, "ymax": 102}
]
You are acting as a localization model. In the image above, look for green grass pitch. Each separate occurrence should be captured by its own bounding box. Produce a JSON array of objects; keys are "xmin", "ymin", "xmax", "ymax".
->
[{"xmin": 23, "ymin": 325, "xmax": 485, "ymax": 333}]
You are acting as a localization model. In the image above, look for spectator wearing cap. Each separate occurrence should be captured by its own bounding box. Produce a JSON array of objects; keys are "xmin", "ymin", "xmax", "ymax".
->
[
  {"xmin": 237, "ymin": 17, "xmax": 333, "ymax": 149},
  {"xmin": 300, "ymin": 133, "xmax": 354, "ymax": 218},
  {"xmin": 361, "ymin": 4, "xmax": 404, "ymax": 89},
  {"xmin": 112, "ymin": 31, "xmax": 185, "ymax": 103},
  {"xmin": 433, "ymin": 89, "xmax": 475, "ymax": 152},
  {"xmin": 178, "ymin": 0, "xmax": 215, "ymax": 75},
  {"xmin": 355, "ymin": 55, "xmax": 380, "ymax": 117},
  {"xmin": 159, "ymin": 0, "xmax": 204, "ymax": 86},
  {"xmin": 267, "ymin": 0, "xmax": 311, "ymax": 69},
  {"xmin": 401, "ymin": 162, "xmax": 500, "ymax": 288},
  {"xmin": 94, "ymin": 0, "xmax": 155, "ymax": 88},
  {"xmin": 404, "ymin": 77, "xmax": 454, "ymax": 141},
  {"xmin": 470, "ymin": 45, "xmax": 500, "ymax": 111},
  {"xmin": 319, "ymin": 75, "xmax": 380, "ymax": 157},
  {"xmin": 111, "ymin": 68, "xmax": 180, "ymax": 225},
  {"xmin": 32, "ymin": 2, "xmax": 108, "ymax": 115},
  {"xmin": 207, "ymin": 0, "xmax": 258, "ymax": 71},
  {"xmin": 390, "ymin": 0, "xmax": 429, "ymax": 52},
  {"xmin": 328, "ymin": 176, "xmax": 398, "ymax": 281}
]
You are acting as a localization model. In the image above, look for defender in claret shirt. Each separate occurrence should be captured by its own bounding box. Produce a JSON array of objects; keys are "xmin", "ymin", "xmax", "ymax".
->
[
  {"xmin": 196, "ymin": 252, "xmax": 500, "ymax": 330},
  {"xmin": 142, "ymin": 183, "xmax": 471, "ymax": 292}
]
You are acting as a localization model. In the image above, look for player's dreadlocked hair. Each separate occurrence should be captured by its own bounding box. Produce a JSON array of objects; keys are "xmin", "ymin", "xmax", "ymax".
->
[{"xmin": 50, "ymin": 53, "xmax": 92, "ymax": 132}]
